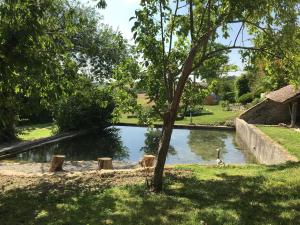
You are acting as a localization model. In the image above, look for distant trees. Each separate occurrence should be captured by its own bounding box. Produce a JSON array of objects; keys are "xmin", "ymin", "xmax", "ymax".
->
[{"xmin": 0, "ymin": 0, "xmax": 126, "ymax": 142}]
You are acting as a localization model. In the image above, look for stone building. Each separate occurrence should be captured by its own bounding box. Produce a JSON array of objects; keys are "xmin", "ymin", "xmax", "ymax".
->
[{"xmin": 240, "ymin": 85, "xmax": 300, "ymax": 126}]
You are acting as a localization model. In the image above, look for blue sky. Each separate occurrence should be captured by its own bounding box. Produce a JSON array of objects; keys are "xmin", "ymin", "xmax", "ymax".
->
[{"xmin": 81, "ymin": 0, "xmax": 249, "ymax": 75}]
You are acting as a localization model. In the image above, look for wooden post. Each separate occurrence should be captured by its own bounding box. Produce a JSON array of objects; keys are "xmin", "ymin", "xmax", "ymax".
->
[
  {"xmin": 49, "ymin": 155, "xmax": 65, "ymax": 172},
  {"xmin": 97, "ymin": 157, "xmax": 113, "ymax": 170},
  {"xmin": 290, "ymin": 101, "xmax": 298, "ymax": 128},
  {"xmin": 139, "ymin": 155, "xmax": 156, "ymax": 168}
]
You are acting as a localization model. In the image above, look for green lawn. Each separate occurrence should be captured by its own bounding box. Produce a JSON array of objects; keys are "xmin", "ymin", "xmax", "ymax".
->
[
  {"xmin": 0, "ymin": 163, "xmax": 299, "ymax": 225},
  {"xmin": 257, "ymin": 125, "xmax": 300, "ymax": 159},
  {"xmin": 17, "ymin": 123, "xmax": 57, "ymax": 141},
  {"xmin": 177, "ymin": 105, "xmax": 240, "ymax": 125},
  {"xmin": 119, "ymin": 105, "xmax": 241, "ymax": 126}
]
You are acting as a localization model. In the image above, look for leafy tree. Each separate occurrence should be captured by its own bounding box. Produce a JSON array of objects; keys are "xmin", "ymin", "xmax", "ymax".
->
[
  {"xmin": 0, "ymin": 0, "xmax": 126, "ymax": 142},
  {"xmin": 235, "ymin": 74, "xmax": 251, "ymax": 98},
  {"xmin": 242, "ymin": 8, "xmax": 300, "ymax": 90},
  {"xmin": 214, "ymin": 76, "xmax": 236, "ymax": 103},
  {"xmin": 128, "ymin": 0, "xmax": 299, "ymax": 192},
  {"xmin": 54, "ymin": 76, "xmax": 115, "ymax": 132}
]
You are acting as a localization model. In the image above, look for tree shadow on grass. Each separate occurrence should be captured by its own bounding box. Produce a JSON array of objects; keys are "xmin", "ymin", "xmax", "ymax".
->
[
  {"xmin": 264, "ymin": 161, "xmax": 300, "ymax": 171},
  {"xmin": 164, "ymin": 170, "xmax": 300, "ymax": 225},
  {"xmin": 0, "ymin": 167, "xmax": 299, "ymax": 225}
]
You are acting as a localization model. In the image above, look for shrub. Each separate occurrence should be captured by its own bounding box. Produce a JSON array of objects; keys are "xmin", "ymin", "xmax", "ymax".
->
[
  {"xmin": 238, "ymin": 92, "xmax": 254, "ymax": 105},
  {"xmin": 222, "ymin": 91, "xmax": 236, "ymax": 103},
  {"xmin": 220, "ymin": 100, "xmax": 231, "ymax": 111},
  {"xmin": 236, "ymin": 74, "xmax": 250, "ymax": 98},
  {"xmin": 55, "ymin": 87, "xmax": 115, "ymax": 132}
]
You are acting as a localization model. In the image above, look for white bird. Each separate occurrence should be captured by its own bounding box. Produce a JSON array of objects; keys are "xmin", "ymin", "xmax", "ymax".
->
[{"xmin": 216, "ymin": 148, "xmax": 225, "ymax": 165}]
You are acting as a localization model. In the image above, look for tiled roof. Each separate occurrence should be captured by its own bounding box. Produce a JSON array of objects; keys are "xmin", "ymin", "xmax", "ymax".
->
[{"xmin": 266, "ymin": 85, "xmax": 300, "ymax": 103}]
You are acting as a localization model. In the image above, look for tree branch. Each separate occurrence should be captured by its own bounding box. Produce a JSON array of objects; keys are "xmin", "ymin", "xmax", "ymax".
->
[
  {"xmin": 189, "ymin": 0, "xmax": 194, "ymax": 43},
  {"xmin": 159, "ymin": 0, "xmax": 170, "ymax": 102},
  {"xmin": 167, "ymin": 0, "xmax": 179, "ymax": 56}
]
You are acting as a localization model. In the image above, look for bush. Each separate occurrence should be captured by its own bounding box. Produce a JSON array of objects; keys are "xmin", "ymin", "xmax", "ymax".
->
[
  {"xmin": 238, "ymin": 92, "xmax": 254, "ymax": 105},
  {"xmin": 222, "ymin": 91, "xmax": 236, "ymax": 103},
  {"xmin": 236, "ymin": 74, "xmax": 250, "ymax": 98},
  {"xmin": 55, "ymin": 87, "xmax": 115, "ymax": 132}
]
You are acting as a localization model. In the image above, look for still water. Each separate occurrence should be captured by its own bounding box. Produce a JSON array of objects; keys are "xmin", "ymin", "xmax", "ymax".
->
[{"xmin": 15, "ymin": 126, "xmax": 255, "ymax": 164}]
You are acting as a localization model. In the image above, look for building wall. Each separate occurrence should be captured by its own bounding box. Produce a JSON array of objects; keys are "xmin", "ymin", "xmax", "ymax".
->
[
  {"xmin": 235, "ymin": 118, "xmax": 298, "ymax": 165},
  {"xmin": 240, "ymin": 99, "xmax": 290, "ymax": 124}
]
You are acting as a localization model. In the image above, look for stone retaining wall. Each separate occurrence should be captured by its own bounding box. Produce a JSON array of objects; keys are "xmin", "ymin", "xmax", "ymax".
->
[
  {"xmin": 240, "ymin": 99, "xmax": 290, "ymax": 124},
  {"xmin": 235, "ymin": 118, "xmax": 298, "ymax": 165}
]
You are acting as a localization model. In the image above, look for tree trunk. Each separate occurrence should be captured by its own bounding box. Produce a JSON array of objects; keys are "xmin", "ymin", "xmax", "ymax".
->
[
  {"xmin": 152, "ymin": 46, "xmax": 197, "ymax": 192},
  {"xmin": 290, "ymin": 101, "xmax": 298, "ymax": 128},
  {"xmin": 153, "ymin": 111, "xmax": 176, "ymax": 192},
  {"xmin": 49, "ymin": 155, "xmax": 65, "ymax": 172}
]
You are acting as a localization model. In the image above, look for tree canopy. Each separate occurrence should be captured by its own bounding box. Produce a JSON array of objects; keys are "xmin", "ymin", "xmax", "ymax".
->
[{"xmin": 0, "ymin": 0, "xmax": 127, "ymax": 142}]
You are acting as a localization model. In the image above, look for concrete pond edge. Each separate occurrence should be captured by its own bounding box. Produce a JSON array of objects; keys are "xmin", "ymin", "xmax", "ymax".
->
[
  {"xmin": 0, "ymin": 130, "xmax": 88, "ymax": 160},
  {"xmin": 235, "ymin": 118, "xmax": 298, "ymax": 165}
]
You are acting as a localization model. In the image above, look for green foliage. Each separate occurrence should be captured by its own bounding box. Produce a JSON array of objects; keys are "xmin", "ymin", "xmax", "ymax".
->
[
  {"xmin": 242, "ymin": 2, "xmax": 300, "ymax": 90},
  {"xmin": 0, "ymin": 94, "xmax": 17, "ymax": 142},
  {"xmin": 55, "ymin": 79, "xmax": 115, "ymax": 132},
  {"xmin": 0, "ymin": 0, "xmax": 127, "ymax": 142},
  {"xmin": 180, "ymin": 79, "xmax": 210, "ymax": 117},
  {"xmin": 238, "ymin": 92, "xmax": 254, "ymax": 105},
  {"xmin": 214, "ymin": 76, "xmax": 236, "ymax": 103},
  {"xmin": 235, "ymin": 74, "xmax": 251, "ymax": 98}
]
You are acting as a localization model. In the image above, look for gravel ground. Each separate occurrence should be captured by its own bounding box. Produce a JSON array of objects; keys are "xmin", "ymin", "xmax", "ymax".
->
[
  {"xmin": 0, "ymin": 166, "xmax": 188, "ymax": 194},
  {"xmin": 0, "ymin": 160, "xmax": 137, "ymax": 175}
]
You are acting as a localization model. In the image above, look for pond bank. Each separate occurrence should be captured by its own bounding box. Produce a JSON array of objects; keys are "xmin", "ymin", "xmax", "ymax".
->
[
  {"xmin": 115, "ymin": 122, "xmax": 235, "ymax": 130},
  {"xmin": 0, "ymin": 130, "xmax": 86, "ymax": 160}
]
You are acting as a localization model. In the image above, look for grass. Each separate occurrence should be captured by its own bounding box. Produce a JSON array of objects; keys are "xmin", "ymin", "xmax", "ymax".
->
[
  {"xmin": 119, "ymin": 93, "xmax": 240, "ymax": 125},
  {"xmin": 176, "ymin": 105, "xmax": 240, "ymax": 125},
  {"xmin": 257, "ymin": 125, "xmax": 300, "ymax": 160},
  {"xmin": 119, "ymin": 105, "xmax": 241, "ymax": 125},
  {"xmin": 0, "ymin": 163, "xmax": 299, "ymax": 225},
  {"xmin": 17, "ymin": 123, "xmax": 57, "ymax": 141}
]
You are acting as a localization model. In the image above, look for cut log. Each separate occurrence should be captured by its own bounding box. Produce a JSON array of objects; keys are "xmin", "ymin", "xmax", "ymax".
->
[
  {"xmin": 139, "ymin": 155, "xmax": 156, "ymax": 168},
  {"xmin": 97, "ymin": 157, "xmax": 113, "ymax": 170},
  {"xmin": 49, "ymin": 155, "xmax": 65, "ymax": 172}
]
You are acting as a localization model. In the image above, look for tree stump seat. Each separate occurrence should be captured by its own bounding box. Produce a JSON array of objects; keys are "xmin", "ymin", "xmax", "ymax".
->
[
  {"xmin": 139, "ymin": 155, "xmax": 156, "ymax": 168},
  {"xmin": 97, "ymin": 157, "xmax": 113, "ymax": 170},
  {"xmin": 49, "ymin": 155, "xmax": 65, "ymax": 172}
]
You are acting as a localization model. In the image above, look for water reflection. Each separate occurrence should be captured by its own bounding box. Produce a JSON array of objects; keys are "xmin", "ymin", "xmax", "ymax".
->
[
  {"xmin": 17, "ymin": 127, "xmax": 129, "ymax": 162},
  {"xmin": 140, "ymin": 129, "xmax": 176, "ymax": 156},
  {"xmin": 187, "ymin": 130, "xmax": 228, "ymax": 161},
  {"xmin": 15, "ymin": 126, "xmax": 255, "ymax": 164}
]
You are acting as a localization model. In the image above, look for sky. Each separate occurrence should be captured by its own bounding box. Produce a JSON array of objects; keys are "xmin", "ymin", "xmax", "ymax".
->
[{"xmin": 80, "ymin": 0, "xmax": 250, "ymax": 76}]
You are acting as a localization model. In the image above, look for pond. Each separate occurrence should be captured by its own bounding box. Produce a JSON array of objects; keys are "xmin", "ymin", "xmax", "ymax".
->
[{"xmin": 15, "ymin": 126, "xmax": 256, "ymax": 164}]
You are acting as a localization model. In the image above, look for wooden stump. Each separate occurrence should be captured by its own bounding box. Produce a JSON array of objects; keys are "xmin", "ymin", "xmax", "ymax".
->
[
  {"xmin": 97, "ymin": 157, "xmax": 113, "ymax": 170},
  {"xmin": 49, "ymin": 155, "xmax": 65, "ymax": 172},
  {"xmin": 139, "ymin": 155, "xmax": 156, "ymax": 168}
]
